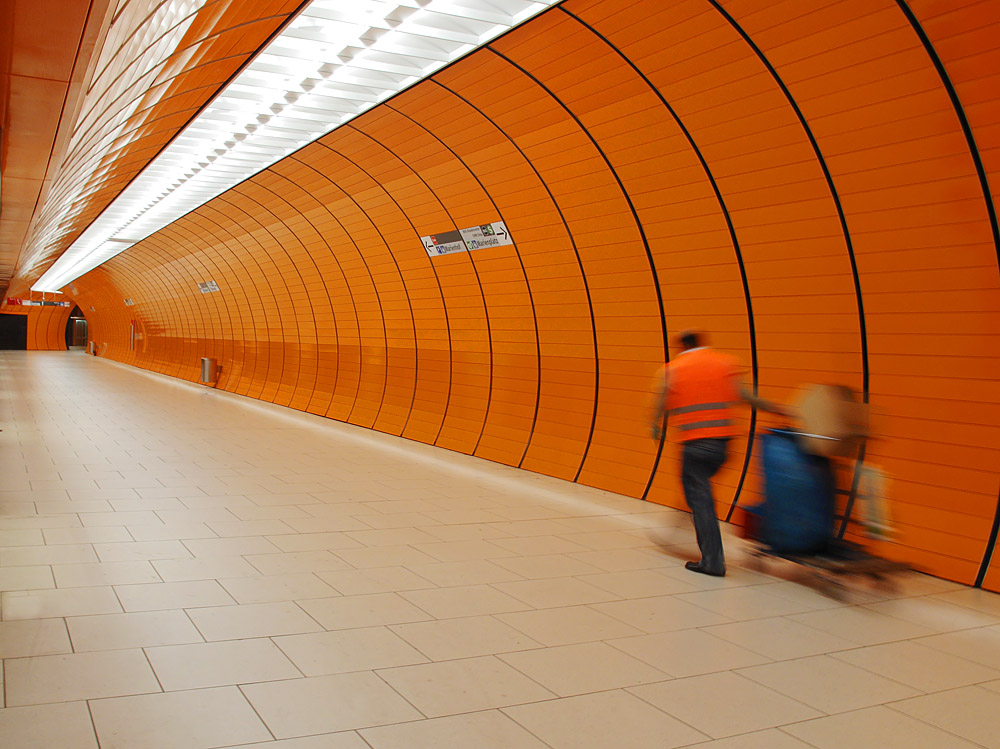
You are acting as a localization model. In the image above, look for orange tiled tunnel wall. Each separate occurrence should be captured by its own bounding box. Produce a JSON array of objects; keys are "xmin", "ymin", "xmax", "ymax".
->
[{"xmin": 65, "ymin": 0, "xmax": 1000, "ymax": 588}]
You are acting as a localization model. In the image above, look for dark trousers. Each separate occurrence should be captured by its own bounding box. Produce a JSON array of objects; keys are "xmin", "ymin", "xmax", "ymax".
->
[{"xmin": 681, "ymin": 438, "xmax": 730, "ymax": 573}]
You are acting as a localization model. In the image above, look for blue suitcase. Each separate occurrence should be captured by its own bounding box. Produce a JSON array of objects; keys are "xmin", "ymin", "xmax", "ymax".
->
[{"xmin": 757, "ymin": 429, "xmax": 836, "ymax": 554}]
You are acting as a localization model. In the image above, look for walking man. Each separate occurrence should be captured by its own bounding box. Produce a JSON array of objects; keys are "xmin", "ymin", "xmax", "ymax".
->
[{"xmin": 650, "ymin": 331, "xmax": 784, "ymax": 577}]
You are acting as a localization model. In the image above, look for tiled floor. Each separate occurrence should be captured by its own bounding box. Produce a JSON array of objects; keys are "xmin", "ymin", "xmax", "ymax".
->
[{"xmin": 1, "ymin": 351, "xmax": 999, "ymax": 748}]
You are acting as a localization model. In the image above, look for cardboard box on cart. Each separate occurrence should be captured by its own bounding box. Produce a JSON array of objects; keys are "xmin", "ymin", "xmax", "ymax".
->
[{"xmin": 789, "ymin": 384, "xmax": 869, "ymax": 458}]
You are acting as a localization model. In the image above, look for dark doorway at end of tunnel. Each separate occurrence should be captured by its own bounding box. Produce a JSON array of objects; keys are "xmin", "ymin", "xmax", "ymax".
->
[
  {"xmin": 66, "ymin": 306, "xmax": 88, "ymax": 349},
  {"xmin": 0, "ymin": 314, "xmax": 28, "ymax": 350}
]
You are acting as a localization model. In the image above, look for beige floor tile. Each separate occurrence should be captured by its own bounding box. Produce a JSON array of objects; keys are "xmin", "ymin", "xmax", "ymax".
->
[
  {"xmin": 0, "ymin": 701, "xmax": 99, "ymax": 748},
  {"xmin": 378, "ymin": 655, "xmax": 555, "ymax": 717},
  {"xmin": 629, "ymin": 671, "xmax": 821, "ymax": 738},
  {"xmin": 318, "ymin": 566, "xmax": 433, "ymax": 595},
  {"xmin": 267, "ymin": 531, "xmax": 365, "ymax": 552},
  {"xmin": 187, "ymin": 601, "xmax": 324, "ymax": 640},
  {"xmin": 5, "ymin": 648, "xmax": 160, "ymax": 706},
  {"xmin": 146, "ymin": 638, "xmax": 301, "ymax": 689},
  {"xmin": 918, "ymin": 626, "xmax": 1000, "ymax": 670},
  {"xmin": 53, "ymin": 561, "xmax": 160, "ymax": 588},
  {"xmin": 932, "ymin": 588, "xmax": 1000, "ymax": 616},
  {"xmin": 704, "ymin": 616, "xmax": 856, "ymax": 659},
  {"xmin": 579, "ymin": 569, "xmax": 700, "ymax": 597},
  {"xmin": 832, "ymin": 639, "xmax": 1000, "ymax": 691},
  {"xmin": 354, "ymin": 511, "xmax": 436, "ymax": 529},
  {"xmin": 410, "ymin": 539, "xmax": 517, "ymax": 563},
  {"xmin": 245, "ymin": 550, "xmax": 353, "ymax": 575},
  {"xmin": 207, "ymin": 519, "xmax": 297, "ymax": 537},
  {"xmin": 390, "ymin": 615, "xmax": 543, "ymax": 660},
  {"xmin": 90, "ymin": 686, "xmax": 271, "ymax": 749},
  {"xmin": 243, "ymin": 672, "xmax": 423, "ymax": 737},
  {"xmin": 738, "ymin": 654, "xmax": 919, "ymax": 713},
  {"xmin": 151, "ymin": 555, "xmax": 259, "ymax": 582},
  {"xmin": 0, "ymin": 618, "xmax": 71, "ymax": 657},
  {"xmin": 333, "ymin": 544, "xmax": 440, "ymax": 569},
  {"xmin": 864, "ymin": 597, "xmax": 999, "ymax": 632},
  {"xmin": 43, "ymin": 526, "xmax": 133, "ymax": 544},
  {"xmin": 399, "ymin": 584, "xmax": 529, "ymax": 618},
  {"xmin": 0, "ymin": 514, "xmax": 82, "ymax": 530},
  {"xmin": 219, "ymin": 572, "xmax": 338, "ymax": 604},
  {"xmin": 501, "ymin": 641, "xmax": 668, "ymax": 695},
  {"xmin": 67, "ymin": 610, "xmax": 204, "ymax": 651},
  {"xmin": 495, "ymin": 605, "xmax": 644, "ymax": 646},
  {"xmin": 785, "ymin": 704, "xmax": 980, "ymax": 748},
  {"xmin": 788, "ymin": 604, "xmax": 937, "ymax": 645},
  {"xmin": 891, "ymin": 686, "xmax": 1000, "ymax": 748},
  {"xmin": 496, "ymin": 576, "xmax": 623, "ymax": 608},
  {"xmin": 502, "ymin": 688, "xmax": 708, "ymax": 749},
  {"xmin": 93, "ymin": 540, "xmax": 192, "ymax": 562},
  {"xmin": 408, "ymin": 559, "xmax": 522, "ymax": 587},
  {"xmin": 490, "ymin": 535, "xmax": 590, "ymax": 555},
  {"xmin": 80, "ymin": 510, "xmax": 161, "ymax": 526},
  {"xmin": 673, "ymin": 585, "xmax": 835, "ymax": 622},
  {"xmin": 360, "ymin": 709, "xmax": 549, "ymax": 749},
  {"xmin": 609, "ymin": 628, "xmax": 771, "ymax": 677},
  {"xmin": 298, "ymin": 592, "xmax": 433, "ymax": 629},
  {"xmin": 673, "ymin": 729, "xmax": 813, "ymax": 748},
  {"xmin": 2, "ymin": 585, "xmax": 122, "ymax": 620},
  {"xmin": 1, "ymin": 543, "xmax": 99, "ymax": 566},
  {"xmin": 343, "ymin": 527, "xmax": 441, "ymax": 547},
  {"xmin": 182, "ymin": 536, "xmax": 282, "ymax": 558},
  {"xmin": 0, "ymin": 565, "xmax": 54, "ymax": 591},
  {"xmin": 156, "ymin": 508, "xmax": 239, "ymax": 524},
  {"xmin": 566, "ymin": 548, "xmax": 668, "ymax": 572},
  {"xmin": 274, "ymin": 626, "xmax": 428, "ymax": 675},
  {"xmin": 591, "ymin": 595, "xmax": 732, "ymax": 633},
  {"xmin": 126, "ymin": 521, "xmax": 217, "ymax": 541},
  {"xmin": 285, "ymin": 516, "xmax": 371, "ymax": 533},
  {"xmin": 231, "ymin": 734, "xmax": 370, "ymax": 749},
  {"xmin": 0, "ymin": 529, "xmax": 46, "ymax": 546},
  {"xmin": 493, "ymin": 553, "xmax": 605, "ymax": 579},
  {"xmin": 115, "ymin": 579, "xmax": 235, "ymax": 611}
]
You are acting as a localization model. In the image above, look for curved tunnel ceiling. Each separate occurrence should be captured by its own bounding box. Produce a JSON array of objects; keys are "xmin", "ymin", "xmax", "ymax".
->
[{"xmin": 46, "ymin": 0, "xmax": 1000, "ymax": 589}]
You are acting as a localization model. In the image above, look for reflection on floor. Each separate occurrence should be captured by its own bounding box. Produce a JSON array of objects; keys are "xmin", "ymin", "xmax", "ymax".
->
[{"xmin": 1, "ymin": 351, "xmax": 999, "ymax": 748}]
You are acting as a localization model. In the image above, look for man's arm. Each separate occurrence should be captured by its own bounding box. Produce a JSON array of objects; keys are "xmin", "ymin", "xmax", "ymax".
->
[
  {"xmin": 737, "ymin": 379, "xmax": 789, "ymax": 416},
  {"xmin": 649, "ymin": 365, "xmax": 669, "ymax": 439}
]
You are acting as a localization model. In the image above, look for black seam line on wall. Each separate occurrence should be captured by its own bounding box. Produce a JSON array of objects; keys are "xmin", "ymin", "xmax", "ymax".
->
[
  {"xmin": 189, "ymin": 208, "xmax": 272, "ymax": 400},
  {"xmin": 138, "ymin": 239, "xmax": 195, "ymax": 380},
  {"xmin": 215, "ymin": 191, "xmax": 301, "ymax": 405},
  {"xmin": 44, "ymin": 0, "xmax": 314, "ymax": 290},
  {"xmin": 237, "ymin": 174, "xmax": 348, "ymax": 415},
  {"xmin": 283, "ymin": 153, "xmax": 416, "ymax": 433},
  {"xmin": 251, "ymin": 174, "xmax": 353, "ymax": 418},
  {"xmin": 325, "ymin": 135, "xmax": 453, "ymax": 441},
  {"xmin": 388, "ymin": 96, "xmax": 542, "ymax": 458},
  {"xmin": 487, "ymin": 46, "xmax": 671, "ymax": 486},
  {"xmin": 557, "ymin": 6, "xmax": 758, "ymax": 510},
  {"xmin": 352, "ymin": 122, "xmax": 489, "ymax": 451},
  {"xmin": 172, "ymin": 217, "xmax": 253, "ymax": 394},
  {"xmin": 159, "ymin": 223, "xmax": 232, "ymax": 386},
  {"xmin": 384, "ymin": 103, "xmax": 502, "ymax": 455},
  {"xmin": 192, "ymin": 206, "xmax": 273, "ymax": 398},
  {"xmin": 705, "ymin": 0, "xmax": 871, "ymax": 531},
  {"xmin": 894, "ymin": 1, "xmax": 1000, "ymax": 586},
  {"xmin": 432, "ymin": 77, "xmax": 597, "ymax": 472},
  {"xmin": 261, "ymin": 167, "xmax": 380, "ymax": 426}
]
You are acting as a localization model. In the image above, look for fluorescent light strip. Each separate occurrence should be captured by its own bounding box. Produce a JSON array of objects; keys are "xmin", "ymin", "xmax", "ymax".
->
[{"xmin": 33, "ymin": 0, "xmax": 560, "ymax": 293}]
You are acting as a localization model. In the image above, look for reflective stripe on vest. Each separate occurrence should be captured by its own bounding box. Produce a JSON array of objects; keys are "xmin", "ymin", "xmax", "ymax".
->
[
  {"xmin": 669, "ymin": 402, "xmax": 731, "ymax": 416},
  {"xmin": 678, "ymin": 418, "xmax": 732, "ymax": 431}
]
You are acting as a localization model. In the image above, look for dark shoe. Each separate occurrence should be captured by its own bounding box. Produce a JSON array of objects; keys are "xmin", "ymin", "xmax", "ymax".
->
[{"xmin": 685, "ymin": 561, "xmax": 726, "ymax": 577}]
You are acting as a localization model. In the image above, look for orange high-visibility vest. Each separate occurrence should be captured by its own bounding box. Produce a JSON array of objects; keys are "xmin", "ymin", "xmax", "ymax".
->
[{"xmin": 663, "ymin": 348, "xmax": 741, "ymax": 442}]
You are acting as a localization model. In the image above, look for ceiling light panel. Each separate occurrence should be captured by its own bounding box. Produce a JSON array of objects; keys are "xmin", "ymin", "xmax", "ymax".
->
[{"xmin": 33, "ymin": 0, "xmax": 559, "ymax": 292}]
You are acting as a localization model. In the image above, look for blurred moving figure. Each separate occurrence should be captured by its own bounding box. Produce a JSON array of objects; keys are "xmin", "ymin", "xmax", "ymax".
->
[{"xmin": 650, "ymin": 330, "xmax": 786, "ymax": 577}]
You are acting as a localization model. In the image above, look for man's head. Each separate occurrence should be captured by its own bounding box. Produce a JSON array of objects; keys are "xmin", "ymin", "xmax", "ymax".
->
[{"xmin": 677, "ymin": 330, "xmax": 702, "ymax": 351}]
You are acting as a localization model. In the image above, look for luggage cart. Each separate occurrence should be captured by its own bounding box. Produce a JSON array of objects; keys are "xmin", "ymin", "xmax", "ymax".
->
[{"xmin": 741, "ymin": 429, "xmax": 907, "ymax": 599}]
